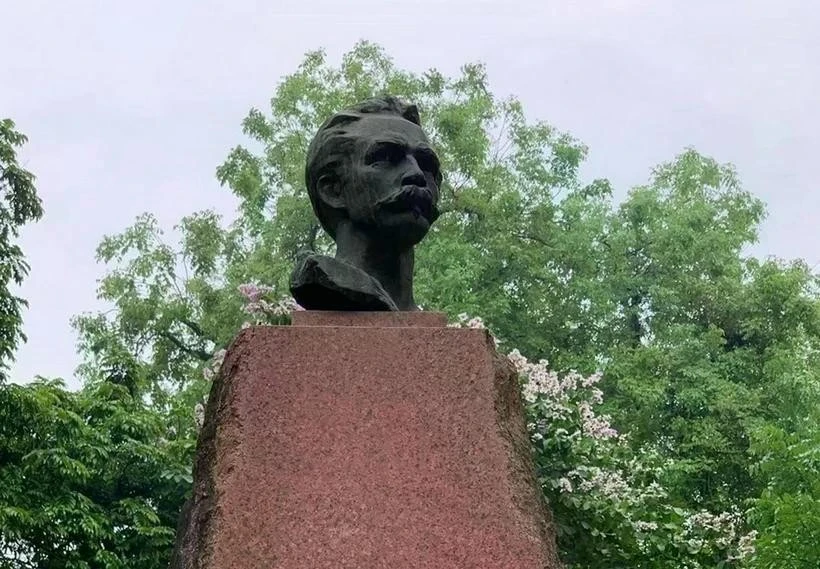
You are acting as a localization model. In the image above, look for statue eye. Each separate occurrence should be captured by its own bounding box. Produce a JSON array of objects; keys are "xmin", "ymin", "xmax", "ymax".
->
[
  {"xmin": 416, "ymin": 155, "xmax": 434, "ymax": 174},
  {"xmin": 415, "ymin": 151, "xmax": 441, "ymax": 182},
  {"xmin": 367, "ymin": 144, "xmax": 404, "ymax": 165}
]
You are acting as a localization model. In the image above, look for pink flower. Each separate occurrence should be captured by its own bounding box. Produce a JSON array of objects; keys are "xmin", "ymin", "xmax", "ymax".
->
[
  {"xmin": 237, "ymin": 283, "xmax": 273, "ymax": 303},
  {"xmin": 581, "ymin": 371, "xmax": 604, "ymax": 387},
  {"xmin": 578, "ymin": 401, "xmax": 618, "ymax": 439}
]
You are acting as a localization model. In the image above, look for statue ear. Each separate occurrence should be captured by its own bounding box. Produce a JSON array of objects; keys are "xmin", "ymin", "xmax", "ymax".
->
[{"xmin": 316, "ymin": 174, "xmax": 345, "ymax": 210}]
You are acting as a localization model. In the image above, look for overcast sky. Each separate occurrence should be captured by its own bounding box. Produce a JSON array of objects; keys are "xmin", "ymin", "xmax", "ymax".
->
[{"xmin": 3, "ymin": 0, "xmax": 818, "ymax": 387}]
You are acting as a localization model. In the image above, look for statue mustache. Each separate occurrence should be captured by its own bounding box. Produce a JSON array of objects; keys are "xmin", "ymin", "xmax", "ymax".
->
[{"xmin": 375, "ymin": 185, "xmax": 440, "ymax": 222}]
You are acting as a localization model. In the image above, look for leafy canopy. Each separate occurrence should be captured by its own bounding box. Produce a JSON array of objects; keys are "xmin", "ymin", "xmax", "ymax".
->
[
  {"xmin": 0, "ymin": 119, "xmax": 43, "ymax": 380},
  {"xmin": 3, "ymin": 41, "xmax": 818, "ymax": 568}
]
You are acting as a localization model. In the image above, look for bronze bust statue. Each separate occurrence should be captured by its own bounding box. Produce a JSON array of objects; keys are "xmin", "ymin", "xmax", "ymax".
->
[{"xmin": 290, "ymin": 96, "xmax": 441, "ymax": 311}]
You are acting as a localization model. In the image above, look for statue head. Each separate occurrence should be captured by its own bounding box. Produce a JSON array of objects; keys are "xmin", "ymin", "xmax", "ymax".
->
[{"xmin": 305, "ymin": 96, "xmax": 442, "ymax": 249}]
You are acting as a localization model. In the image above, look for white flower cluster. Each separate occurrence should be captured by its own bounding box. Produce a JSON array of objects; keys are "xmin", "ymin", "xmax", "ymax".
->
[
  {"xmin": 447, "ymin": 313, "xmax": 504, "ymax": 348},
  {"xmin": 633, "ymin": 520, "xmax": 659, "ymax": 532},
  {"xmin": 238, "ymin": 282, "xmax": 271, "ymax": 303},
  {"xmin": 238, "ymin": 283, "xmax": 303, "ymax": 324},
  {"xmin": 448, "ymin": 313, "xmax": 487, "ymax": 329},
  {"xmin": 568, "ymin": 465, "xmax": 631, "ymax": 499},
  {"xmin": 578, "ymin": 401, "xmax": 617, "ymax": 439},
  {"xmin": 682, "ymin": 509, "xmax": 757, "ymax": 561},
  {"xmin": 685, "ymin": 509, "xmax": 742, "ymax": 535},
  {"xmin": 510, "ymin": 341, "xmax": 756, "ymax": 566},
  {"xmin": 734, "ymin": 530, "xmax": 757, "ymax": 561},
  {"xmin": 194, "ymin": 401, "xmax": 205, "ymax": 430},
  {"xmin": 202, "ymin": 348, "xmax": 226, "ymax": 381},
  {"xmin": 556, "ymin": 477, "xmax": 573, "ymax": 493},
  {"xmin": 508, "ymin": 348, "xmax": 617, "ymax": 441}
]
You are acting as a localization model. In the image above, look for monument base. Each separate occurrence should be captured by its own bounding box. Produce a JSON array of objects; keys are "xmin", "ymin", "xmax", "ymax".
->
[{"xmin": 171, "ymin": 312, "xmax": 560, "ymax": 568}]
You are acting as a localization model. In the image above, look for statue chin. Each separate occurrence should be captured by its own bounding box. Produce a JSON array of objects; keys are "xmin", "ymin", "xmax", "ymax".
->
[{"xmin": 369, "ymin": 209, "xmax": 432, "ymax": 249}]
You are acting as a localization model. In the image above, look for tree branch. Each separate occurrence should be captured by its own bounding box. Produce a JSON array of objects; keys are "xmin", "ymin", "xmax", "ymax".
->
[
  {"xmin": 439, "ymin": 203, "xmax": 485, "ymax": 221},
  {"xmin": 518, "ymin": 232, "xmax": 557, "ymax": 251},
  {"xmin": 159, "ymin": 331, "xmax": 213, "ymax": 361},
  {"xmin": 180, "ymin": 318, "xmax": 207, "ymax": 339}
]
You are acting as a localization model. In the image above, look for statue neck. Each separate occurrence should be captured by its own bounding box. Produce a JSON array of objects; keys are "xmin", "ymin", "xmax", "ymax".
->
[{"xmin": 333, "ymin": 221, "xmax": 417, "ymax": 311}]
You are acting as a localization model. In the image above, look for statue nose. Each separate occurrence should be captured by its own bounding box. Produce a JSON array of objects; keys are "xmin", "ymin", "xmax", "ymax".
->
[
  {"xmin": 402, "ymin": 172, "xmax": 426, "ymax": 187},
  {"xmin": 401, "ymin": 157, "xmax": 427, "ymax": 187}
]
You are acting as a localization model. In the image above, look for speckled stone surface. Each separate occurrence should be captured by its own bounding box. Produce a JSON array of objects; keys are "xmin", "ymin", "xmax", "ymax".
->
[{"xmin": 171, "ymin": 313, "xmax": 561, "ymax": 568}]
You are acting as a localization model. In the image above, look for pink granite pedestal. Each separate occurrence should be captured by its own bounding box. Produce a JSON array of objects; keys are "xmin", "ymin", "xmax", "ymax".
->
[{"xmin": 171, "ymin": 312, "xmax": 560, "ymax": 568}]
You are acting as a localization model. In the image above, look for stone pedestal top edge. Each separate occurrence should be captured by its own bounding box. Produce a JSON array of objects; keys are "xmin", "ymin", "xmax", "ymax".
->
[{"xmin": 290, "ymin": 310, "xmax": 447, "ymax": 328}]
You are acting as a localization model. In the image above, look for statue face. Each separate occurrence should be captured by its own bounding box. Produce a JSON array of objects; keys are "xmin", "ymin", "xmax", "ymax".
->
[{"xmin": 339, "ymin": 115, "xmax": 441, "ymax": 247}]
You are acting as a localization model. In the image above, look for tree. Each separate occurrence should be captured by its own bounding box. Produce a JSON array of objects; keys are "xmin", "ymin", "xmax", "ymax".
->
[
  {"xmin": 66, "ymin": 41, "xmax": 819, "ymax": 567},
  {"xmin": 748, "ymin": 422, "xmax": 820, "ymax": 569},
  {"xmin": 0, "ymin": 378, "xmax": 193, "ymax": 569},
  {"xmin": 0, "ymin": 119, "xmax": 43, "ymax": 380},
  {"xmin": 0, "ymin": 121, "xmax": 188, "ymax": 568},
  {"xmin": 73, "ymin": 40, "xmax": 610, "ymax": 404},
  {"xmin": 745, "ymin": 309, "xmax": 820, "ymax": 569}
]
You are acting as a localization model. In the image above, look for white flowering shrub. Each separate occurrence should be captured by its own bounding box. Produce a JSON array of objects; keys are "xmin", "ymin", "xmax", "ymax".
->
[
  {"xmin": 513, "ymin": 343, "xmax": 756, "ymax": 568},
  {"xmin": 454, "ymin": 313, "xmax": 756, "ymax": 568}
]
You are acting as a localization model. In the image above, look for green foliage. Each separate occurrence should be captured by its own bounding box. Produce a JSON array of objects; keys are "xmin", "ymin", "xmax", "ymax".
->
[
  {"xmin": 747, "ymin": 424, "xmax": 820, "ymax": 568},
  {"xmin": 72, "ymin": 211, "xmax": 239, "ymax": 413},
  {"xmin": 6, "ymin": 41, "xmax": 815, "ymax": 567},
  {"xmin": 745, "ymin": 336, "xmax": 820, "ymax": 569},
  {"xmin": 0, "ymin": 119, "xmax": 43, "ymax": 380},
  {"xmin": 502, "ymin": 342, "xmax": 754, "ymax": 568},
  {"xmin": 0, "ymin": 378, "xmax": 193, "ymax": 568}
]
